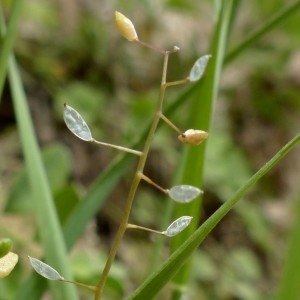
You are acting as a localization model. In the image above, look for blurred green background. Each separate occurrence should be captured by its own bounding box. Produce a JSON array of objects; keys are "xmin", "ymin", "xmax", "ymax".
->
[{"xmin": 0, "ymin": 0, "xmax": 300, "ymax": 299}]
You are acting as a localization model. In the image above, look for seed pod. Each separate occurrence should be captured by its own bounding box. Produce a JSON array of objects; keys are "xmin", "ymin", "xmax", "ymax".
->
[
  {"xmin": 0, "ymin": 252, "xmax": 18, "ymax": 279},
  {"xmin": 188, "ymin": 54, "xmax": 212, "ymax": 82},
  {"xmin": 63, "ymin": 104, "xmax": 92, "ymax": 141},
  {"xmin": 115, "ymin": 11, "xmax": 138, "ymax": 42},
  {"xmin": 169, "ymin": 185, "xmax": 203, "ymax": 203},
  {"xmin": 165, "ymin": 216, "xmax": 193, "ymax": 237},
  {"xmin": 178, "ymin": 129, "xmax": 208, "ymax": 145},
  {"xmin": 29, "ymin": 256, "xmax": 62, "ymax": 281}
]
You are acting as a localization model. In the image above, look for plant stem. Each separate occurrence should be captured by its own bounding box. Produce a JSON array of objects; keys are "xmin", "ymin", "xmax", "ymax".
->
[
  {"xmin": 135, "ymin": 39, "xmax": 180, "ymax": 55},
  {"xmin": 127, "ymin": 224, "xmax": 164, "ymax": 235},
  {"xmin": 164, "ymin": 79, "xmax": 189, "ymax": 88},
  {"xmin": 61, "ymin": 279, "xmax": 96, "ymax": 291},
  {"xmin": 94, "ymin": 51, "xmax": 171, "ymax": 300},
  {"xmin": 159, "ymin": 112, "xmax": 182, "ymax": 135},
  {"xmin": 91, "ymin": 139, "xmax": 142, "ymax": 156},
  {"xmin": 138, "ymin": 172, "xmax": 168, "ymax": 194}
]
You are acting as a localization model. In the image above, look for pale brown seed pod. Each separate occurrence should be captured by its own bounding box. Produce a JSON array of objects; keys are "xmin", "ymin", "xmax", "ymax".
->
[
  {"xmin": 178, "ymin": 129, "xmax": 208, "ymax": 145},
  {"xmin": 115, "ymin": 11, "xmax": 138, "ymax": 42}
]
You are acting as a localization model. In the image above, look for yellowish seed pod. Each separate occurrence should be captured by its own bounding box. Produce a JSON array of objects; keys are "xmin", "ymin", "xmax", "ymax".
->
[
  {"xmin": 0, "ymin": 252, "xmax": 19, "ymax": 279},
  {"xmin": 115, "ymin": 11, "xmax": 138, "ymax": 42},
  {"xmin": 178, "ymin": 129, "xmax": 208, "ymax": 145}
]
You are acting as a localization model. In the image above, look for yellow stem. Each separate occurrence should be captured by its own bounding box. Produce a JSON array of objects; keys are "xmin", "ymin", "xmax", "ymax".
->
[
  {"xmin": 159, "ymin": 112, "xmax": 182, "ymax": 135},
  {"xmin": 138, "ymin": 172, "xmax": 168, "ymax": 194},
  {"xmin": 94, "ymin": 50, "xmax": 171, "ymax": 300},
  {"xmin": 91, "ymin": 139, "xmax": 142, "ymax": 156},
  {"xmin": 127, "ymin": 223, "xmax": 164, "ymax": 235}
]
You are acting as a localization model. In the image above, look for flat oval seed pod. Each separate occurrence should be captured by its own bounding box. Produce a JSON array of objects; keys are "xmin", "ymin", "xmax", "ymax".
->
[
  {"xmin": 169, "ymin": 185, "xmax": 203, "ymax": 203},
  {"xmin": 188, "ymin": 54, "xmax": 211, "ymax": 82},
  {"xmin": 29, "ymin": 256, "xmax": 62, "ymax": 281},
  {"xmin": 64, "ymin": 104, "xmax": 92, "ymax": 141},
  {"xmin": 0, "ymin": 252, "xmax": 18, "ymax": 279},
  {"xmin": 165, "ymin": 216, "xmax": 193, "ymax": 237}
]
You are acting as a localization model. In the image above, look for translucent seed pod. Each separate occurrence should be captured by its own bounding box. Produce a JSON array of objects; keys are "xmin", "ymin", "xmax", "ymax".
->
[
  {"xmin": 63, "ymin": 104, "xmax": 92, "ymax": 141},
  {"xmin": 169, "ymin": 185, "xmax": 203, "ymax": 203},
  {"xmin": 29, "ymin": 257, "xmax": 62, "ymax": 281},
  {"xmin": 164, "ymin": 216, "xmax": 193, "ymax": 237},
  {"xmin": 188, "ymin": 54, "xmax": 212, "ymax": 82},
  {"xmin": 115, "ymin": 11, "xmax": 138, "ymax": 42},
  {"xmin": 0, "ymin": 252, "xmax": 19, "ymax": 279},
  {"xmin": 178, "ymin": 129, "xmax": 208, "ymax": 145}
]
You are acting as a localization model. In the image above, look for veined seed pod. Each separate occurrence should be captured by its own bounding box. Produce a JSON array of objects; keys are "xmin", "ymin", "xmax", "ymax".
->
[
  {"xmin": 178, "ymin": 129, "xmax": 208, "ymax": 145},
  {"xmin": 115, "ymin": 11, "xmax": 138, "ymax": 42}
]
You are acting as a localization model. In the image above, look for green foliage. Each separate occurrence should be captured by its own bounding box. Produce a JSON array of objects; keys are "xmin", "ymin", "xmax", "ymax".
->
[{"xmin": 1, "ymin": 1, "xmax": 300, "ymax": 299}]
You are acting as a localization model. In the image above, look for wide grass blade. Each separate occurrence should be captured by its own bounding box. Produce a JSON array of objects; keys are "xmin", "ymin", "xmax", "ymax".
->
[
  {"xmin": 275, "ymin": 198, "xmax": 300, "ymax": 300},
  {"xmin": 8, "ymin": 56, "xmax": 78, "ymax": 299},
  {"xmin": 170, "ymin": 1, "xmax": 240, "ymax": 297},
  {"xmin": 127, "ymin": 134, "xmax": 300, "ymax": 300}
]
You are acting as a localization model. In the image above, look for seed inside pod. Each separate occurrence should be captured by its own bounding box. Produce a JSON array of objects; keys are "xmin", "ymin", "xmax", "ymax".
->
[{"xmin": 178, "ymin": 129, "xmax": 208, "ymax": 145}]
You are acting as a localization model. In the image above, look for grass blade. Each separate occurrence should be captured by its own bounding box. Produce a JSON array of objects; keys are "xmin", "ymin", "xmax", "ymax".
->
[
  {"xmin": 275, "ymin": 198, "xmax": 300, "ymax": 299},
  {"xmin": 225, "ymin": 1, "xmax": 300, "ymax": 64},
  {"xmin": 0, "ymin": 1, "xmax": 23, "ymax": 100},
  {"xmin": 127, "ymin": 134, "xmax": 300, "ymax": 300},
  {"xmin": 170, "ymin": 1, "xmax": 240, "ymax": 297},
  {"xmin": 8, "ymin": 56, "xmax": 78, "ymax": 300}
]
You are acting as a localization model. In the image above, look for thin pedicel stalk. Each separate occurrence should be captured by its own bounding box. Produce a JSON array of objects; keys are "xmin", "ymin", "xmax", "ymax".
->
[
  {"xmin": 91, "ymin": 139, "xmax": 142, "ymax": 156},
  {"xmin": 94, "ymin": 51, "xmax": 171, "ymax": 300}
]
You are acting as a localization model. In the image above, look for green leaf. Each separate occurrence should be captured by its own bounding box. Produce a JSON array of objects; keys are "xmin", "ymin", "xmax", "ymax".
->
[
  {"xmin": 0, "ymin": 1, "xmax": 23, "ymax": 100},
  {"xmin": 0, "ymin": 239, "xmax": 12, "ymax": 259},
  {"xmin": 5, "ymin": 143, "xmax": 72, "ymax": 213},
  {"xmin": 127, "ymin": 134, "xmax": 300, "ymax": 299},
  {"xmin": 8, "ymin": 55, "xmax": 78, "ymax": 299},
  {"xmin": 170, "ymin": 2, "xmax": 240, "ymax": 296}
]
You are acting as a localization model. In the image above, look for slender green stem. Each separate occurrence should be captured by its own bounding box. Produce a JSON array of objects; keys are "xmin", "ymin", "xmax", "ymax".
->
[
  {"xmin": 127, "ymin": 224, "xmax": 164, "ymax": 235},
  {"xmin": 94, "ymin": 51, "xmax": 171, "ymax": 300},
  {"xmin": 138, "ymin": 172, "xmax": 168, "ymax": 194},
  {"xmin": 225, "ymin": 1, "xmax": 300, "ymax": 64},
  {"xmin": 91, "ymin": 138, "xmax": 142, "ymax": 156}
]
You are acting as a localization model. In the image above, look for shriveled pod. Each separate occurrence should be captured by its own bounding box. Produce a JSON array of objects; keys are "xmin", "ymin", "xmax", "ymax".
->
[
  {"xmin": 178, "ymin": 129, "xmax": 208, "ymax": 145},
  {"xmin": 0, "ymin": 252, "xmax": 18, "ymax": 279},
  {"xmin": 115, "ymin": 11, "xmax": 138, "ymax": 42}
]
